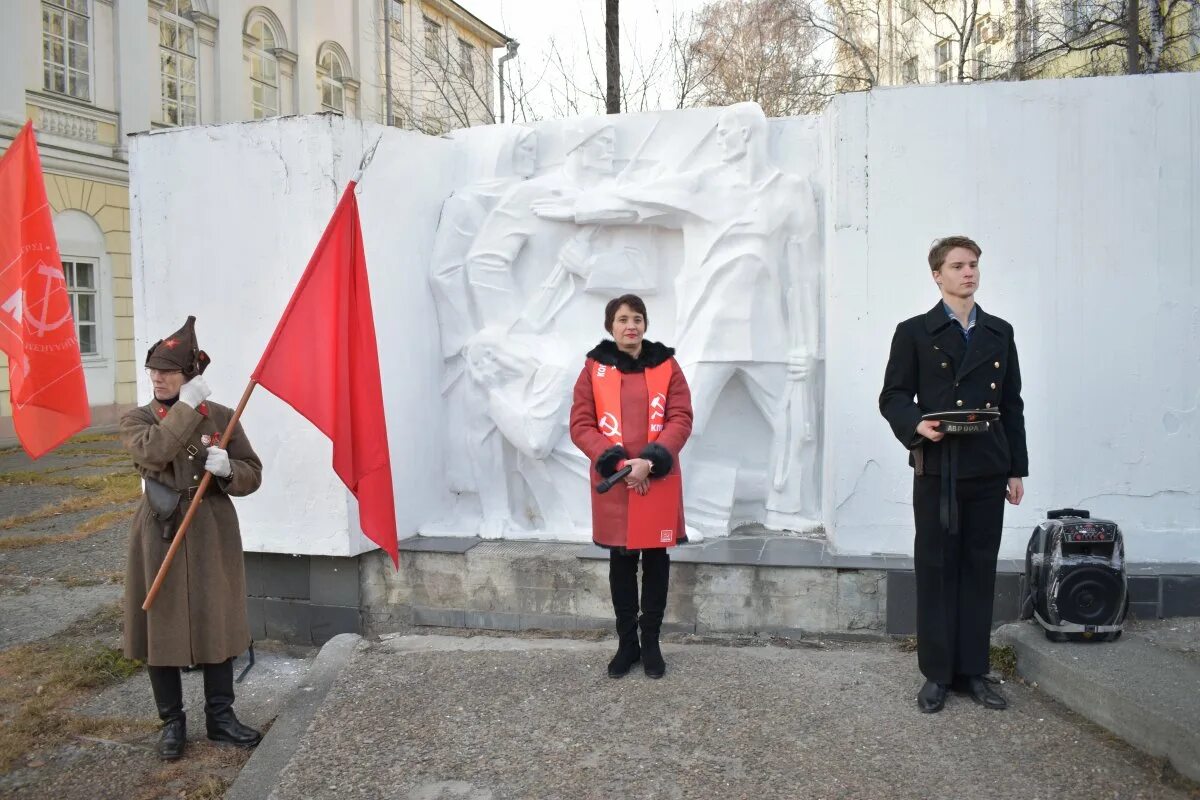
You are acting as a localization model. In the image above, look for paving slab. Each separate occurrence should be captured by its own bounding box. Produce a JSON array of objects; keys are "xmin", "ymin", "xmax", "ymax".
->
[{"xmin": 261, "ymin": 634, "xmax": 1196, "ymax": 800}]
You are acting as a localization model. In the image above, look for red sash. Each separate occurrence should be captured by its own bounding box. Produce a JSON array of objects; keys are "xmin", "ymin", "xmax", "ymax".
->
[{"xmin": 591, "ymin": 359, "xmax": 682, "ymax": 549}]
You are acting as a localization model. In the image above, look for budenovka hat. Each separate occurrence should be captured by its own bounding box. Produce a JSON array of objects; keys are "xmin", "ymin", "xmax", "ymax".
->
[{"xmin": 145, "ymin": 315, "xmax": 209, "ymax": 378}]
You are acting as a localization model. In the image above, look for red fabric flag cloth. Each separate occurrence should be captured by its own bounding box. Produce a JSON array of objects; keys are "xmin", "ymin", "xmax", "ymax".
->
[
  {"xmin": 252, "ymin": 182, "xmax": 398, "ymax": 566},
  {"xmin": 0, "ymin": 122, "xmax": 90, "ymax": 458}
]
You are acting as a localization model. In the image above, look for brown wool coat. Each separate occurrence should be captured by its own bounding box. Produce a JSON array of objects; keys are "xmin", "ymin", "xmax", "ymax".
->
[
  {"xmin": 121, "ymin": 399, "xmax": 262, "ymax": 667},
  {"xmin": 570, "ymin": 343, "xmax": 693, "ymax": 548}
]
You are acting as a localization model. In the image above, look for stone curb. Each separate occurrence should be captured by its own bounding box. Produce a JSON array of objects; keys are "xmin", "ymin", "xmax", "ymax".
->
[
  {"xmin": 224, "ymin": 633, "xmax": 362, "ymax": 800},
  {"xmin": 997, "ymin": 621, "xmax": 1200, "ymax": 783}
]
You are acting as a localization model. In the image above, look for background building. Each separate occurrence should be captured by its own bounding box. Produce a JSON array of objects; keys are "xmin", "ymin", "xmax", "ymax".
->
[
  {"xmin": 0, "ymin": 0, "xmax": 507, "ymax": 436},
  {"xmin": 830, "ymin": 0, "xmax": 1200, "ymax": 89}
]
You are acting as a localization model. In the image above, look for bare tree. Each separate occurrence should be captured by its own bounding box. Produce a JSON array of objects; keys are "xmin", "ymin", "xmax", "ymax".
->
[
  {"xmin": 798, "ymin": 0, "xmax": 892, "ymax": 91},
  {"xmin": 911, "ymin": 0, "xmax": 982, "ymax": 81},
  {"xmin": 378, "ymin": 11, "xmax": 540, "ymax": 135},
  {"xmin": 684, "ymin": 0, "xmax": 835, "ymax": 114},
  {"xmin": 540, "ymin": 4, "xmax": 672, "ymax": 117},
  {"xmin": 1008, "ymin": 0, "xmax": 1199, "ymax": 76}
]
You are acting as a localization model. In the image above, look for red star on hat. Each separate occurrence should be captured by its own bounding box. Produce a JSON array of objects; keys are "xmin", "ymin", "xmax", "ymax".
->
[{"xmin": 163, "ymin": 338, "xmax": 180, "ymax": 349}]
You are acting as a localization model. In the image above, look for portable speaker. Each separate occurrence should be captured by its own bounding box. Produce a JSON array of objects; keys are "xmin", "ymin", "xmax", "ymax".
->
[{"xmin": 1021, "ymin": 508, "xmax": 1128, "ymax": 642}]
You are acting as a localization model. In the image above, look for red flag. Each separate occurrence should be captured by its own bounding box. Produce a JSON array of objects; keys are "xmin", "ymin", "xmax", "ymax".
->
[
  {"xmin": 252, "ymin": 183, "xmax": 398, "ymax": 566},
  {"xmin": 0, "ymin": 122, "xmax": 90, "ymax": 457}
]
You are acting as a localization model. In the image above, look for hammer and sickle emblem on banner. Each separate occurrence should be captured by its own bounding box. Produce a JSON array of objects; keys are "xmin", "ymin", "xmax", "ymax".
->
[
  {"xmin": 598, "ymin": 412, "xmax": 621, "ymax": 439},
  {"xmin": 25, "ymin": 262, "xmax": 73, "ymax": 337},
  {"xmin": 649, "ymin": 393, "xmax": 666, "ymax": 420}
]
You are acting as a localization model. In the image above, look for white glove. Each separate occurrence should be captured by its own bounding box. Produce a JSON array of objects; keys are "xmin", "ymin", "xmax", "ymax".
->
[
  {"xmin": 178, "ymin": 375, "xmax": 212, "ymax": 408},
  {"xmin": 205, "ymin": 446, "xmax": 232, "ymax": 478}
]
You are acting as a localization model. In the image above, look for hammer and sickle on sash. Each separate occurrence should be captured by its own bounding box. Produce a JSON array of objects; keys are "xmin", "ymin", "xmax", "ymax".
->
[
  {"xmin": 598, "ymin": 412, "xmax": 621, "ymax": 439},
  {"xmin": 649, "ymin": 393, "xmax": 666, "ymax": 420}
]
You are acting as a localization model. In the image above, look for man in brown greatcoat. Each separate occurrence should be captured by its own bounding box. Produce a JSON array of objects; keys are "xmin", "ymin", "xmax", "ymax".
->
[{"xmin": 121, "ymin": 316, "xmax": 263, "ymax": 759}]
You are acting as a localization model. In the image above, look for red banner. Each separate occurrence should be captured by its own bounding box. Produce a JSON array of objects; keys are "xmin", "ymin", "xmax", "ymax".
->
[
  {"xmin": 252, "ymin": 182, "xmax": 398, "ymax": 566},
  {"xmin": 0, "ymin": 122, "xmax": 90, "ymax": 457}
]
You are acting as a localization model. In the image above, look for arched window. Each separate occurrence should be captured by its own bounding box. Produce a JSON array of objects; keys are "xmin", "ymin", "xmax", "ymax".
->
[
  {"xmin": 160, "ymin": 0, "xmax": 198, "ymax": 126},
  {"xmin": 317, "ymin": 44, "xmax": 348, "ymax": 114},
  {"xmin": 245, "ymin": 12, "xmax": 280, "ymax": 118}
]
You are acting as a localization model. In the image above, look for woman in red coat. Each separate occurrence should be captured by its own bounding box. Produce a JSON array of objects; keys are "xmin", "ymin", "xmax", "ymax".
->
[{"xmin": 570, "ymin": 294, "xmax": 693, "ymax": 679}]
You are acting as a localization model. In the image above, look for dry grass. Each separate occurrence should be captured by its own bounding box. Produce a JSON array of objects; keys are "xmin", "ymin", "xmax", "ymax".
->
[
  {"xmin": 61, "ymin": 571, "xmax": 125, "ymax": 588},
  {"xmin": 0, "ymin": 505, "xmax": 137, "ymax": 551},
  {"xmin": 0, "ymin": 469, "xmax": 140, "ymax": 492},
  {"xmin": 0, "ymin": 473, "xmax": 141, "ymax": 532},
  {"xmin": 133, "ymin": 745, "xmax": 245, "ymax": 800},
  {"xmin": 185, "ymin": 775, "xmax": 231, "ymax": 800},
  {"xmin": 0, "ymin": 639, "xmax": 150, "ymax": 772},
  {"xmin": 66, "ymin": 433, "xmax": 119, "ymax": 444},
  {"xmin": 82, "ymin": 454, "xmax": 132, "ymax": 467},
  {"xmin": 0, "ymin": 432, "xmax": 119, "ymax": 457}
]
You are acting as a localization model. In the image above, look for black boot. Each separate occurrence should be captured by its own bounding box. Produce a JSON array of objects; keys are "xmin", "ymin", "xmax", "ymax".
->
[
  {"xmin": 202, "ymin": 658, "xmax": 262, "ymax": 747},
  {"xmin": 608, "ymin": 551, "xmax": 641, "ymax": 678},
  {"xmin": 147, "ymin": 666, "xmax": 186, "ymax": 760},
  {"xmin": 640, "ymin": 549, "xmax": 670, "ymax": 679}
]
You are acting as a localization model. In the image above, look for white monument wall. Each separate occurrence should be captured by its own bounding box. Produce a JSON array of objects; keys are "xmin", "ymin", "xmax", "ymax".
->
[
  {"xmin": 822, "ymin": 74, "xmax": 1200, "ymax": 561},
  {"xmin": 128, "ymin": 73, "xmax": 1200, "ymax": 564},
  {"xmin": 130, "ymin": 116, "xmax": 458, "ymax": 556}
]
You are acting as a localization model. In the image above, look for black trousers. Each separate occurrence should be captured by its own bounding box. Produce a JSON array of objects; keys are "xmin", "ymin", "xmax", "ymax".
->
[{"xmin": 913, "ymin": 474, "xmax": 1007, "ymax": 683}]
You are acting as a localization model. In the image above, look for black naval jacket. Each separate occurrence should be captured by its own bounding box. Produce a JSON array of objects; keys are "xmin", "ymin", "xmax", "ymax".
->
[{"xmin": 880, "ymin": 302, "xmax": 1028, "ymax": 480}]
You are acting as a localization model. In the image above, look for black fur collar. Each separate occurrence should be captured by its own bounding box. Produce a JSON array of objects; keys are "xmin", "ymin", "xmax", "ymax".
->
[{"xmin": 586, "ymin": 339, "xmax": 675, "ymax": 373}]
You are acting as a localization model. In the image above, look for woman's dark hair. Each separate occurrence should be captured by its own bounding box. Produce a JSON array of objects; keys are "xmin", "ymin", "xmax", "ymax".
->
[{"xmin": 604, "ymin": 294, "xmax": 648, "ymax": 334}]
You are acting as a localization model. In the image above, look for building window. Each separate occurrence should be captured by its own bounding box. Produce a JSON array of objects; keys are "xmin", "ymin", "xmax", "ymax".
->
[
  {"xmin": 318, "ymin": 46, "xmax": 348, "ymax": 114},
  {"xmin": 900, "ymin": 0, "xmax": 918, "ymax": 22},
  {"xmin": 160, "ymin": 0, "xmax": 198, "ymax": 126},
  {"xmin": 42, "ymin": 0, "xmax": 90, "ymax": 101},
  {"xmin": 458, "ymin": 39, "xmax": 475, "ymax": 82},
  {"xmin": 62, "ymin": 258, "xmax": 98, "ymax": 356},
  {"xmin": 935, "ymin": 39, "xmax": 955, "ymax": 83},
  {"xmin": 1063, "ymin": 0, "xmax": 1102, "ymax": 35},
  {"xmin": 902, "ymin": 56, "xmax": 919, "ymax": 84},
  {"xmin": 975, "ymin": 46, "xmax": 993, "ymax": 79},
  {"xmin": 387, "ymin": 0, "xmax": 404, "ymax": 37},
  {"xmin": 424, "ymin": 17, "xmax": 443, "ymax": 63},
  {"xmin": 1190, "ymin": 2, "xmax": 1200, "ymax": 58},
  {"xmin": 247, "ymin": 18, "xmax": 280, "ymax": 119}
]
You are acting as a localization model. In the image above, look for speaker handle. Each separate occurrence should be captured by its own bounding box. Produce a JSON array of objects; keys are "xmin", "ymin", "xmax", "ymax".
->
[{"xmin": 1047, "ymin": 508, "xmax": 1090, "ymax": 520}]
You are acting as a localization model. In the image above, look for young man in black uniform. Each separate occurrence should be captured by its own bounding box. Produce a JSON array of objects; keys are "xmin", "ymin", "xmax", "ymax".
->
[{"xmin": 879, "ymin": 236, "xmax": 1028, "ymax": 713}]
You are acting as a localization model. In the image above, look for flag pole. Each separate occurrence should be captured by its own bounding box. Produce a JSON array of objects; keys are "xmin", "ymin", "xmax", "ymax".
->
[{"xmin": 142, "ymin": 379, "xmax": 258, "ymax": 610}]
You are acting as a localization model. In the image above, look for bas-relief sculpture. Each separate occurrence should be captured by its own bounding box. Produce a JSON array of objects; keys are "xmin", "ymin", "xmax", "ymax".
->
[{"xmin": 425, "ymin": 103, "xmax": 823, "ymax": 541}]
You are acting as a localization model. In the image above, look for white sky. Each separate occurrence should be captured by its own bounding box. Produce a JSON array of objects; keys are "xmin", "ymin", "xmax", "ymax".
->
[{"xmin": 461, "ymin": 0, "xmax": 714, "ymax": 121}]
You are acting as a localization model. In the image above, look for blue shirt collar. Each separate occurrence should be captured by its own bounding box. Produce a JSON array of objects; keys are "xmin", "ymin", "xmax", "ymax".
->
[
  {"xmin": 943, "ymin": 302, "xmax": 977, "ymax": 339},
  {"xmin": 943, "ymin": 302, "xmax": 977, "ymax": 325}
]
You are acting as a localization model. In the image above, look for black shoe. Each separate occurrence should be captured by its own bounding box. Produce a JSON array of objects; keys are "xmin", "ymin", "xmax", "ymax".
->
[
  {"xmin": 607, "ymin": 633, "xmax": 641, "ymax": 678},
  {"xmin": 961, "ymin": 676, "xmax": 1008, "ymax": 710},
  {"xmin": 157, "ymin": 717, "xmax": 186, "ymax": 760},
  {"xmin": 917, "ymin": 680, "xmax": 948, "ymax": 713}
]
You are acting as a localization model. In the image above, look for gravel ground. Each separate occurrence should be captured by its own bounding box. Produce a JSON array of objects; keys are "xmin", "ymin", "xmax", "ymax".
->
[
  {"xmin": 269, "ymin": 634, "xmax": 1200, "ymax": 800},
  {"xmin": 0, "ymin": 581, "xmax": 124, "ymax": 648},
  {"xmin": 0, "ymin": 520, "xmax": 132, "ymax": 584},
  {"xmin": 0, "ymin": 432, "xmax": 315, "ymax": 800}
]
